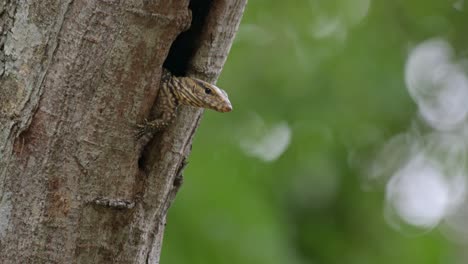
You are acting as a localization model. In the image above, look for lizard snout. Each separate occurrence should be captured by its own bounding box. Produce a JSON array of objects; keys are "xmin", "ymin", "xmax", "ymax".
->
[{"xmin": 221, "ymin": 102, "xmax": 233, "ymax": 112}]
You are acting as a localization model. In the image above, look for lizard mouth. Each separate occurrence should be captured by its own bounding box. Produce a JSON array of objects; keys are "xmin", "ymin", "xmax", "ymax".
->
[
  {"xmin": 221, "ymin": 104, "xmax": 232, "ymax": 112},
  {"xmin": 220, "ymin": 102, "xmax": 232, "ymax": 112}
]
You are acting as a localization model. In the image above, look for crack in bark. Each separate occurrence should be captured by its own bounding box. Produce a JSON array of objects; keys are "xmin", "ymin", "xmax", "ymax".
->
[{"xmin": 18, "ymin": 0, "xmax": 75, "ymax": 132}]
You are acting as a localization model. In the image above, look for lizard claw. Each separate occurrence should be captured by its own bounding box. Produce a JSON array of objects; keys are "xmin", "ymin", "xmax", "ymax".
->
[
  {"xmin": 133, "ymin": 118, "xmax": 168, "ymax": 140},
  {"xmin": 134, "ymin": 119, "xmax": 150, "ymax": 140}
]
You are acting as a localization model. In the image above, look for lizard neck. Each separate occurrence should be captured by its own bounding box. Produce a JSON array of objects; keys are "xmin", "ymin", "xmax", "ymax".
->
[{"xmin": 168, "ymin": 76, "xmax": 206, "ymax": 108}]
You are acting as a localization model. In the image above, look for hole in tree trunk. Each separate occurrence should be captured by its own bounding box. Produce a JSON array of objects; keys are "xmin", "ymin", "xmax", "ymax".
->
[
  {"xmin": 163, "ymin": 0, "xmax": 213, "ymax": 76},
  {"xmin": 137, "ymin": 0, "xmax": 214, "ymax": 171}
]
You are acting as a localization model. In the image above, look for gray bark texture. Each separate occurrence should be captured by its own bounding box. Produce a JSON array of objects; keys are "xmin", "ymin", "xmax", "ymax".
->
[{"xmin": 0, "ymin": 0, "xmax": 246, "ymax": 263}]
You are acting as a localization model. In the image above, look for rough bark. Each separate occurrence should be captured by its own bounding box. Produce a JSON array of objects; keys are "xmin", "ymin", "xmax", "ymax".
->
[{"xmin": 0, "ymin": 0, "xmax": 246, "ymax": 263}]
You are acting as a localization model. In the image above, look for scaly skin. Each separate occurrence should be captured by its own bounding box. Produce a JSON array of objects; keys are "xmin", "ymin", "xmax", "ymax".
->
[{"xmin": 136, "ymin": 69, "xmax": 232, "ymax": 139}]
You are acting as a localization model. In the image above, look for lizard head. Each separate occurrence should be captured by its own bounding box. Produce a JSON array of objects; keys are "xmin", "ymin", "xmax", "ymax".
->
[{"xmin": 178, "ymin": 76, "xmax": 233, "ymax": 113}]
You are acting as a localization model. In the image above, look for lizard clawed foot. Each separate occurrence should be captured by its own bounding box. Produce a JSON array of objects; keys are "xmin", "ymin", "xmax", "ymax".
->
[
  {"xmin": 134, "ymin": 118, "xmax": 152, "ymax": 140},
  {"xmin": 134, "ymin": 118, "xmax": 167, "ymax": 140}
]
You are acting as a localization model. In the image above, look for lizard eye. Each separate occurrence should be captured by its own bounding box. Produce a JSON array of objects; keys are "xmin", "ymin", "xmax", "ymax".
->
[{"xmin": 204, "ymin": 88, "xmax": 212, "ymax": 94}]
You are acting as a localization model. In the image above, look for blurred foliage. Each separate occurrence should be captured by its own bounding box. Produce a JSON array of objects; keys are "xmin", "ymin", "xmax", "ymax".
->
[{"xmin": 161, "ymin": 1, "xmax": 468, "ymax": 263}]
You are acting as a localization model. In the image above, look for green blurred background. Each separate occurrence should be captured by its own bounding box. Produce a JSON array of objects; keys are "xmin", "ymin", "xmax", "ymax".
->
[{"xmin": 161, "ymin": 1, "xmax": 468, "ymax": 263}]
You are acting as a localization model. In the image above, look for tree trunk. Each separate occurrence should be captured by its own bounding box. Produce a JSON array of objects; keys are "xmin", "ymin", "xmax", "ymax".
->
[{"xmin": 0, "ymin": 0, "xmax": 246, "ymax": 263}]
